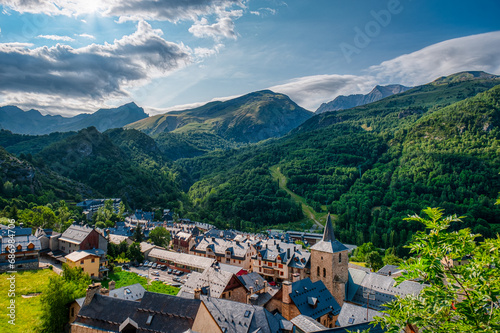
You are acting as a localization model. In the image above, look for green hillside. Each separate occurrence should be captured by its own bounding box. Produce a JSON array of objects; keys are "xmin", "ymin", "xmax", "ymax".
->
[
  {"xmin": 179, "ymin": 74, "xmax": 500, "ymax": 252},
  {"xmin": 126, "ymin": 90, "xmax": 313, "ymax": 143}
]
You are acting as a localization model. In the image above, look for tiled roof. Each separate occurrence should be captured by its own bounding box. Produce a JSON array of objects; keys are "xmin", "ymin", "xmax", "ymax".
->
[
  {"xmin": 148, "ymin": 248, "xmax": 215, "ymax": 270},
  {"xmin": 219, "ymin": 263, "xmax": 245, "ymax": 275},
  {"xmin": 254, "ymin": 239, "xmax": 310, "ymax": 268},
  {"xmin": 289, "ymin": 278, "xmax": 341, "ymax": 319},
  {"xmin": 336, "ymin": 302, "xmax": 382, "ymax": 327}
]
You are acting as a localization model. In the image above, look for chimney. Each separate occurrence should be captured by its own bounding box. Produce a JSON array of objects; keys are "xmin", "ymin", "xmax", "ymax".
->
[
  {"xmin": 263, "ymin": 281, "xmax": 268, "ymax": 293},
  {"xmin": 388, "ymin": 271, "xmax": 392, "ymax": 276},
  {"xmin": 249, "ymin": 286, "xmax": 254, "ymax": 295},
  {"xmin": 100, "ymin": 287, "xmax": 109, "ymax": 296},
  {"xmin": 282, "ymin": 281, "xmax": 292, "ymax": 305},
  {"xmin": 109, "ymin": 280, "xmax": 116, "ymax": 291},
  {"xmin": 194, "ymin": 288, "xmax": 201, "ymax": 300},
  {"xmin": 292, "ymin": 273, "xmax": 300, "ymax": 283},
  {"xmin": 287, "ymin": 248, "xmax": 290, "ymax": 258},
  {"xmin": 83, "ymin": 283, "xmax": 102, "ymax": 306}
]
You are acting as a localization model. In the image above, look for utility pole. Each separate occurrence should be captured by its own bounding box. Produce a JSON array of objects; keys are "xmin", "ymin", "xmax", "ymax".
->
[{"xmin": 363, "ymin": 287, "xmax": 376, "ymax": 321}]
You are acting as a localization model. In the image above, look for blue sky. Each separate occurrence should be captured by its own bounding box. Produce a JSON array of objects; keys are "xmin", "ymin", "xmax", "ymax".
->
[{"xmin": 1, "ymin": 0, "xmax": 500, "ymax": 116}]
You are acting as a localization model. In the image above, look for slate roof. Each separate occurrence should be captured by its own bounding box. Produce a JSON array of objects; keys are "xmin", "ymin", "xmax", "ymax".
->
[
  {"xmin": 238, "ymin": 272, "xmax": 266, "ymax": 293},
  {"xmin": 65, "ymin": 250, "xmax": 100, "ymax": 262},
  {"xmin": 349, "ymin": 270, "xmax": 426, "ymax": 311},
  {"xmin": 75, "ymin": 292, "xmax": 202, "ymax": 333},
  {"xmin": 192, "ymin": 236, "xmax": 253, "ymax": 259},
  {"xmin": 60, "ymin": 225, "xmax": 94, "ymax": 244},
  {"xmin": 201, "ymin": 296, "xmax": 285, "ymax": 333},
  {"xmin": 376, "ymin": 264, "xmax": 404, "ymax": 277},
  {"xmin": 108, "ymin": 234, "xmax": 132, "ymax": 245},
  {"xmin": 148, "ymin": 248, "xmax": 215, "ymax": 270},
  {"xmin": 346, "ymin": 268, "xmax": 370, "ymax": 302},
  {"xmin": 336, "ymin": 302, "xmax": 382, "ymax": 327},
  {"xmin": 348, "ymin": 263, "xmax": 372, "ymax": 273},
  {"xmin": 291, "ymin": 315, "xmax": 328, "ymax": 333},
  {"xmin": 139, "ymin": 242, "xmax": 157, "ymax": 253},
  {"xmin": 180, "ymin": 266, "xmax": 237, "ymax": 298},
  {"xmin": 310, "ymin": 214, "xmax": 348, "ymax": 254},
  {"xmin": 289, "ymin": 278, "xmax": 341, "ymax": 319},
  {"xmin": 0, "ymin": 227, "xmax": 40, "ymax": 253},
  {"xmin": 253, "ymin": 239, "xmax": 310, "ymax": 268},
  {"xmin": 75, "ymin": 283, "xmax": 146, "ymax": 306},
  {"xmin": 219, "ymin": 263, "xmax": 246, "ymax": 275},
  {"xmin": 204, "ymin": 229, "xmax": 239, "ymax": 240},
  {"xmin": 312, "ymin": 322, "xmax": 386, "ymax": 333}
]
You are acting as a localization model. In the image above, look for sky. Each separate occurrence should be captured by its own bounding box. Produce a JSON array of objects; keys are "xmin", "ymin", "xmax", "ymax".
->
[{"xmin": 1, "ymin": 0, "xmax": 500, "ymax": 116}]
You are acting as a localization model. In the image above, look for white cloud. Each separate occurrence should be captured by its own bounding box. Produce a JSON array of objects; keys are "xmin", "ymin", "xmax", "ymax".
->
[
  {"xmin": 271, "ymin": 31, "xmax": 500, "ymax": 110},
  {"xmin": 369, "ymin": 31, "xmax": 500, "ymax": 86},
  {"xmin": 0, "ymin": 21, "xmax": 192, "ymax": 115},
  {"xmin": 78, "ymin": 33, "xmax": 95, "ymax": 39},
  {"xmin": 0, "ymin": 0, "xmax": 245, "ymax": 22},
  {"xmin": 37, "ymin": 34, "xmax": 75, "ymax": 42},
  {"xmin": 189, "ymin": 17, "xmax": 238, "ymax": 40},
  {"xmin": 269, "ymin": 74, "xmax": 378, "ymax": 111},
  {"xmin": 146, "ymin": 93, "xmax": 242, "ymax": 116}
]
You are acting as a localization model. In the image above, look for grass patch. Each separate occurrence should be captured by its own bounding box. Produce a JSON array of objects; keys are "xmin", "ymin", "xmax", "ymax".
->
[
  {"xmin": 350, "ymin": 261, "xmax": 368, "ymax": 268},
  {"xmin": 101, "ymin": 271, "xmax": 179, "ymax": 295},
  {"xmin": 0, "ymin": 269, "xmax": 57, "ymax": 333}
]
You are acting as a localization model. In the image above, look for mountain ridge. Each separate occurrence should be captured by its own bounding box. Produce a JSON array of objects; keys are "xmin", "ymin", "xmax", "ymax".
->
[{"xmin": 316, "ymin": 84, "xmax": 412, "ymax": 114}]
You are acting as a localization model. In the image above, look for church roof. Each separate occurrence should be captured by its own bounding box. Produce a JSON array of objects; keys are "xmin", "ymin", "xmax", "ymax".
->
[{"xmin": 310, "ymin": 213, "xmax": 348, "ymax": 253}]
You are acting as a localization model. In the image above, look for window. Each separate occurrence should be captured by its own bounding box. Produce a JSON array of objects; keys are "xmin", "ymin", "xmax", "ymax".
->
[
  {"xmin": 323, "ymin": 268, "xmax": 326, "ymax": 278},
  {"xmin": 239, "ymin": 260, "xmax": 241, "ymax": 264},
  {"xmin": 16, "ymin": 245, "xmax": 22, "ymax": 252},
  {"xmin": 278, "ymin": 264, "xmax": 283, "ymax": 269},
  {"xmin": 280, "ymin": 271, "xmax": 283, "ymax": 276},
  {"xmin": 91, "ymin": 259, "xmax": 95, "ymax": 263},
  {"xmin": 317, "ymin": 266, "xmax": 320, "ymax": 276},
  {"xmin": 91, "ymin": 273, "xmax": 94, "ymax": 277},
  {"xmin": 244, "ymin": 310, "xmax": 251, "ymax": 318},
  {"xmin": 339, "ymin": 253, "xmax": 342, "ymax": 263},
  {"xmin": 80, "ymin": 260, "xmax": 84, "ymax": 265},
  {"xmin": 28, "ymin": 243, "xmax": 35, "ymax": 250},
  {"xmin": 71, "ymin": 307, "xmax": 74, "ymax": 317}
]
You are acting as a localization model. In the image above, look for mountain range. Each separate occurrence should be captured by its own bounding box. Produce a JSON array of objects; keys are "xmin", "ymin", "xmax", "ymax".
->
[
  {"xmin": 1, "ymin": 71, "xmax": 500, "ymax": 254},
  {"xmin": 0, "ymin": 102, "xmax": 148, "ymax": 135},
  {"xmin": 315, "ymin": 84, "xmax": 411, "ymax": 114}
]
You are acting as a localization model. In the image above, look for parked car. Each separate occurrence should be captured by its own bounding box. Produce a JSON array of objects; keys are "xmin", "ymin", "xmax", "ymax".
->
[
  {"xmin": 176, "ymin": 271, "xmax": 184, "ymax": 276},
  {"xmin": 151, "ymin": 271, "xmax": 159, "ymax": 276},
  {"xmin": 161, "ymin": 265, "xmax": 167, "ymax": 271},
  {"xmin": 139, "ymin": 263, "xmax": 143, "ymax": 267},
  {"xmin": 148, "ymin": 262, "xmax": 153, "ymax": 267},
  {"xmin": 167, "ymin": 268, "xmax": 173, "ymax": 274},
  {"xmin": 144, "ymin": 260, "xmax": 149, "ymax": 266},
  {"xmin": 152, "ymin": 263, "xmax": 157, "ymax": 268},
  {"xmin": 154, "ymin": 277, "xmax": 160, "ymax": 281}
]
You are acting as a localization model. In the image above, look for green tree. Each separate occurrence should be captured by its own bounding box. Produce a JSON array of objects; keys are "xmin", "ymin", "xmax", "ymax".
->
[
  {"xmin": 366, "ymin": 251, "xmax": 384, "ymax": 272},
  {"xmin": 39, "ymin": 265, "xmax": 90, "ymax": 332},
  {"xmin": 375, "ymin": 207, "xmax": 500, "ymax": 332},
  {"xmin": 133, "ymin": 224, "xmax": 144, "ymax": 242},
  {"xmin": 127, "ymin": 242, "xmax": 144, "ymax": 263},
  {"xmin": 149, "ymin": 226, "xmax": 171, "ymax": 248}
]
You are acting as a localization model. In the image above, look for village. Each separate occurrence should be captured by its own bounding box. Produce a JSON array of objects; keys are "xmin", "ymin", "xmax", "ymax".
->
[{"xmin": 0, "ymin": 198, "xmax": 431, "ymax": 333}]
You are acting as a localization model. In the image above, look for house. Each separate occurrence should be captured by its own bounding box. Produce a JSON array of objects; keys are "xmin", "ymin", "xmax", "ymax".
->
[
  {"xmin": 64, "ymin": 250, "xmax": 108, "ymax": 279},
  {"xmin": 35, "ymin": 228, "xmax": 61, "ymax": 253},
  {"xmin": 200, "ymin": 295, "xmax": 292, "ymax": 333},
  {"xmin": 147, "ymin": 247, "xmax": 216, "ymax": 273},
  {"xmin": 252, "ymin": 239, "xmax": 310, "ymax": 282},
  {"xmin": 0, "ymin": 227, "xmax": 41, "ymax": 272},
  {"xmin": 69, "ymin": 282, "xmax": 146, "ymax": 323},
  {"xmin": 139, "ymin": 241, "xmax": 158, "ymax": 257},
  {"xmin": 376, "ymin": 264, "xmax": 404, "ymax": 277},
  {"xmin": 335, "ymin": 302, "xmax": 382, "ymax": 327},
  {"xmin": 191, "ymin": 236, "xmax": 256, "ymax": 270},
  {"xmin": 71, "ymin": 287, "xmax": 221, "ymax": 333},
  {"xmin": 172, "ymin": 231, "xmax": 195, "ymax": 253},
  {"xmin": 266, "ymin": 278, "xmax": 341, "ymax": 328},
  {"xmin": 77, "ymin": 198, "xmax": 121, "ymax": 220},
  {"xmin": 178, "ymin": 265, "xmax": 247, "ymax": 302},
  {"xmin": 59, "ymin": 225, "xmax": 108, "ymax": 255},
  {"xmin": 238, "ymin": 271, "xmax": 280, "ymax": 307},
  {"xmin": 286, "ymin": 231, "xmax": 323, "ymax": 246},
  {"xmin": 108, "ymin": 234, "xmax": 133, "ymax": 246},
  {"xmin": 347, "ymin": 267, "xmax": 425, "ymax": 311}
]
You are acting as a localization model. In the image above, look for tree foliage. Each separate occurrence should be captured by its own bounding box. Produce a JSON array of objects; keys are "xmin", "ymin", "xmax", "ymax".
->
[
  {"xmin": 149, "ymin": 226, "xmax": 171, "ymax": 248},
  {"xmin": 375, "ymin": 207, "xmax": 500, "ymax": 332}
]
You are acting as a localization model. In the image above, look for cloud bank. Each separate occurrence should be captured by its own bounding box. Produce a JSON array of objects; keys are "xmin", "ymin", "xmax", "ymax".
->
[
  {"xmin": 0, "ymin": 21, "xmax": 191, "ymax": 114},
  {"xmin": 270, "ymin": 31, "xmax": 500, "ymax": 111}
]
